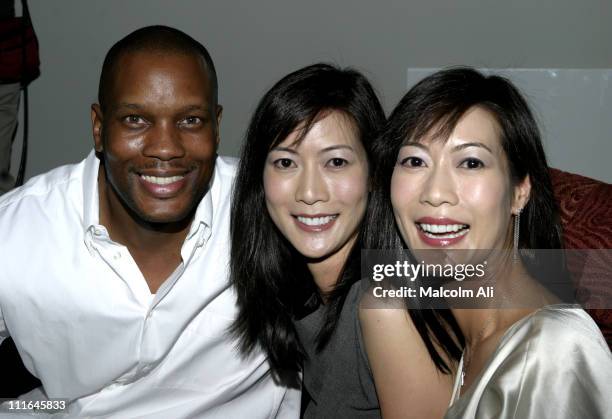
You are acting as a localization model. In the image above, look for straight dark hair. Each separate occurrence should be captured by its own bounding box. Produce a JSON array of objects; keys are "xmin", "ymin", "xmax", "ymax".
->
[
  {"xmin": 230, "ymin": 63, "xmax": 385, "ymax": 384},
  {"xmin": 364, "ymin": 67, "xmax": 565, "ymax": 373}
]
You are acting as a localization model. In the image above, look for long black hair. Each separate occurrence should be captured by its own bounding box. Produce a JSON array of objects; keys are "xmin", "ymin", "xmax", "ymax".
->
[
  {"xmin": 230, "ymin": 63, "xmax": 385, "ymax": 384},
  {"xmin": 364, "ymin": 67, "xmax": 564, "ymax": 373}
]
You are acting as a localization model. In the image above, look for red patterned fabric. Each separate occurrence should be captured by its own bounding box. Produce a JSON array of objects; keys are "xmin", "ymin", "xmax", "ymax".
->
[{"xmin": 550, "ymin": 168, "xmax": 612, "ymax": 347}]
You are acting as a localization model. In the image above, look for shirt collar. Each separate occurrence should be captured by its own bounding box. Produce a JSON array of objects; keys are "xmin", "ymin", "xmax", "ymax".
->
[
  {"xmin": 82, "ymin": 150, "xmax": 101, "ymax": 233},
  {"xmin": 186, "ymin": 170, "xmax": 213, "ymax": 240},
  {"xmin": 81, "ymin": 150, "xmax": 216, "ymax": 238}
]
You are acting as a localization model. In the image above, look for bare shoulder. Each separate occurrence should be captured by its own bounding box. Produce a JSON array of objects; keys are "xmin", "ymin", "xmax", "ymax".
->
[
  {"xmin": 359, "ymin": 286, "xmax": 409, "ymax": 313},
  {"xmin": 359, "ymin": 297, "xmax": 455, "ymax": 419}
]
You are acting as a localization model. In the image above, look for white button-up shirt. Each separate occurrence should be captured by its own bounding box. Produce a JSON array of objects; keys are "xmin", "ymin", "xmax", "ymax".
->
[{"xmin": 0, "ymin": 151, "xmax": 299, "ymax": 418}]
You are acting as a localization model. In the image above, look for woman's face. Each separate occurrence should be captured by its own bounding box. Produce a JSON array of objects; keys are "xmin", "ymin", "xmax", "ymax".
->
[
  {"xmin": 391, "ymin": 106, "xmax": 529, "ymax": 251},
  {"xmin": 263, "ymin": 111, "xmax": 369, "ymax": 261}
]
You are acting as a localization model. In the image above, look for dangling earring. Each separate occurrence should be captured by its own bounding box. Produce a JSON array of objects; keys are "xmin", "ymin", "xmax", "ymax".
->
[{"xmin": 513, "ymin": 208, "xmax": 521, "ymax": 262}]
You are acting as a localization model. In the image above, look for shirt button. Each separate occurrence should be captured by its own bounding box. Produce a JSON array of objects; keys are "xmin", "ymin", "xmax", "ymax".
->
[
  {"xmin": 94, "ymin": 229, "xmax": 102, "ymax": 236},
  {"xmin": 114, "ymin": 252, "xmax": 121, "ymax": 260}
]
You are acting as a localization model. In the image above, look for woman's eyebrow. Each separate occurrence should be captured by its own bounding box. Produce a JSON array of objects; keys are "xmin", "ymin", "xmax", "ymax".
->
[
  {"xmin": 270, "ymin": 145, "xmax": 355, "ymax": 154},
  {"xmin": 269, "ymin": 146, "xmax": 298, "ymax": 154},
  {"xmin": 319, "ymin": 145, "xmax": 354, "ymax": 153},
  {"xmin": 403, "ymin": 141, "xmax": 428, "ymax": 150},
  {"xmin": 451, "ymin": 141, "xmax": 493, "ymax": 154}
]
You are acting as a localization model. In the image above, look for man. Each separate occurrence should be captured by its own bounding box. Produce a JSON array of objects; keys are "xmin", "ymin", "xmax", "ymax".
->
[{"xmin": 0, "ymin": 26, "xmax": 299, "ymax": 417}]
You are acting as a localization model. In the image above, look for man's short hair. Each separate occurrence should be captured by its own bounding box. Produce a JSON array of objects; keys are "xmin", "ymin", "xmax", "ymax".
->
[{"xmin": 98, "ymin": 25, "xmax": 218, "ymax": 112}]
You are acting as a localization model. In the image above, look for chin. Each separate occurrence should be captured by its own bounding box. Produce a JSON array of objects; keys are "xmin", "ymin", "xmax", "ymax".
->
[
  {"xmin": 295, "ymin": 245, "xmax": 333, "ymax": 261},
  {"xmin": 136, "ymin": 205, "xmax": 195, "ymax": 225}
]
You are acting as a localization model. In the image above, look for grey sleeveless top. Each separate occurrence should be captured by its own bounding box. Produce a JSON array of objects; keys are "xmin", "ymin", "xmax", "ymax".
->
[{"xmin": 294, "ymin": 282, "xmax": 381, "ymax": 419}]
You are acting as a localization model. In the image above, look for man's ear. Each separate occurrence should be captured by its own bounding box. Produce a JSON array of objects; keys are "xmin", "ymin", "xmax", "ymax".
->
[
  {"xmin": 91, "ymin": 104, "xmax": 104, "ymax": 153},
  {"xmin": 214, "ymin": 105, "xmax": 223, "ymax": 146},
  {"xmin": 512, "ymin": 175, "xmax": 531, "ymax": 214}
]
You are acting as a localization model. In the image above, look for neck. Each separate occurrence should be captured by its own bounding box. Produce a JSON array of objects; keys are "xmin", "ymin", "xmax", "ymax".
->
[
  {"xmin": 307, "ymin": 235, "xmax": 357, "ymax": 301},
  {"xmin": 452, "ymin": 308, "xmax": 500, "ymax": 345},
  {"xmin": 97, "ymin": 167, "xmax": 192, "ymax": 254},
  {"xmin": 452, "ymin": 258, "xmax": 554, "ymax": 346}
]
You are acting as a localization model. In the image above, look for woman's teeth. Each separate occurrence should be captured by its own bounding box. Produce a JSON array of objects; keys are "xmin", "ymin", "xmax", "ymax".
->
[
  {"xmin": 418, "ymin": 223, "xmax": 469, "ymax": 239},
  {"xmin": 141, "ymin": 175, "xmax": 184, "ymax": 185},
  {"xmin": 297, "ymin": 215, "xmax": 337, "ymax": 226}
]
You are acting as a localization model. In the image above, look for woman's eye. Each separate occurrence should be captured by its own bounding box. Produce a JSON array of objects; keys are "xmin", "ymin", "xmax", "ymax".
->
[
  {"xmin": 459, "ymin": 158, "xmax": 484, "ymax": 169},
  {"xmin": 273, "ymin": 158, "xmax": 295, "ymax": 169},
  {"xmin": 327, "ymin": 158, "xmax": 348, "ymax": 168},
  {"xmin": 400, "ymin": 157, "xmax": 426, "ymax": 168}
]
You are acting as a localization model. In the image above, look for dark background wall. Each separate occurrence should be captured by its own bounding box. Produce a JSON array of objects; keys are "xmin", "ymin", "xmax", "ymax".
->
[{"xmin": 9, "ymin": 0, "xmax": 612, "ymax": 182}]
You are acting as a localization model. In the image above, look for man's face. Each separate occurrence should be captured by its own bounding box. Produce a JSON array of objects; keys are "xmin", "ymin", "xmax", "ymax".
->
[{"xmin": 92, "ymin": 51, "xmax": 221, "ymax": 224}]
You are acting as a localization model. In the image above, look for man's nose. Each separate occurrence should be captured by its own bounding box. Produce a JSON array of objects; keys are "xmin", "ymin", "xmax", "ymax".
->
[{"xmin": 142, "ymin": 121, "xmax": 185, "ymax": 160}]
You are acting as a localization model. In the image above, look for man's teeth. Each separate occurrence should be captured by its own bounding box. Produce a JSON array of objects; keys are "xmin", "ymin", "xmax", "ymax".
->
[
  {"xmin": 297, "ymin": 215, "xmax": 337, "ymax": 226},
  {"xmin": 419, "ymin": 223, "xmax": 469, "ymax": 238},
  {"xmin": 141, "ymin": 175, "xmax": 184, "ymax": 185}
]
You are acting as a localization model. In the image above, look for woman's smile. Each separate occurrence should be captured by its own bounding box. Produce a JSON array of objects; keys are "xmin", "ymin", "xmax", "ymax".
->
[
  {"xmin": 264, "ymin": 111, "xmax": 369, "ymax": 260},
  {"xmin": 391, "ymin": 106, "xmax": 524, "ymax": 252}
]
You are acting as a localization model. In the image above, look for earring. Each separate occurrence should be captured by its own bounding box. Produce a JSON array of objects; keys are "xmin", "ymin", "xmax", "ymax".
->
[{"xmin": 513, "ymin": 208, "xmax": 521, "ymax": 262}]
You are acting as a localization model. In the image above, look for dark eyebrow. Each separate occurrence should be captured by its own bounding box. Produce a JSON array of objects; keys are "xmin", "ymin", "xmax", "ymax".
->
[
  {"xmin": 269, "ymin": 147, "xmax": 298, "ymax": 154},
  {"xmin": 451, "ymin": 142, "xmax": 493, "ymax": 154},
  {"xmin": 178, "ymin": 104, "xmax": 210, "ymax": 114},
  {"xmin": 115, "ymin": 102, "xmax": 143, "ymax": 111},
  {"xmin": 113, "ymin": 103, "xmax": 210, "ymax": 113},
  {"xmin": 403, "ymin": 141, "xmax": 429, "ymax": 150},
  {"xmin": 403, "ymin": 141, "xmax": 493, "ymax": 154},
  {"xmin": 270, "ymin": 145, "xmax": 355, "ymax": 155},
  {"xmin": 319, "ymin": 145, "xmax": 354, "ymax": 154}
]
